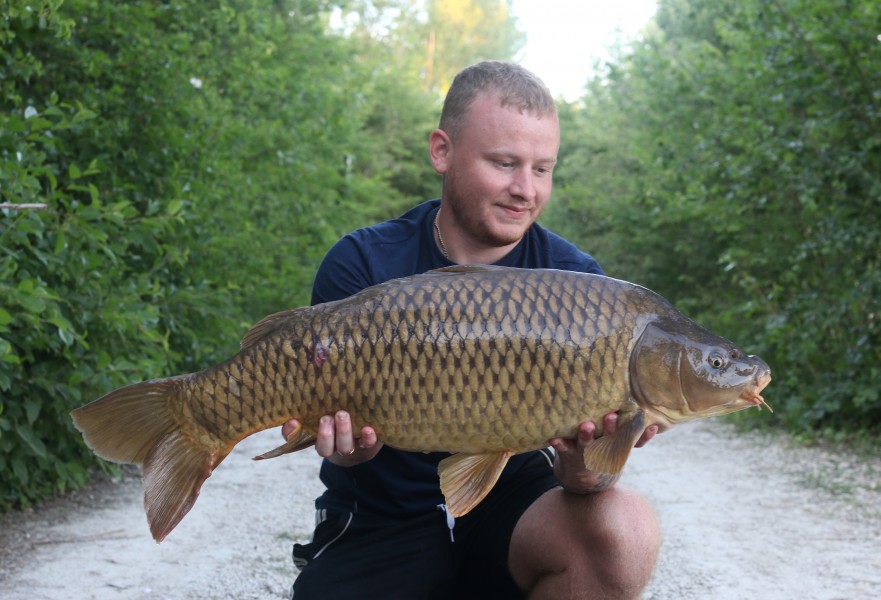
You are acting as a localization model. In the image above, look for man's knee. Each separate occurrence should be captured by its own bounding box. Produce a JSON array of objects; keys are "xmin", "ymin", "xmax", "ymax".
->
[
  {"xmin": 510, "ymin": 486, "xmax": 660, "ymax": 599},
  {"xmin": 596, "ymin": 485, "xmax": 659, "ymax": 550},
  {"xmin": 582, "ymin": 486, "xmax": 660, "ymax": 597}
]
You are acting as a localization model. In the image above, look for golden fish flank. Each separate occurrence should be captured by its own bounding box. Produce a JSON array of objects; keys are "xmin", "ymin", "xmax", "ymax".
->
[{"xmin": 70, "ymin": 265, "xmax": 772, "ymax": 542}]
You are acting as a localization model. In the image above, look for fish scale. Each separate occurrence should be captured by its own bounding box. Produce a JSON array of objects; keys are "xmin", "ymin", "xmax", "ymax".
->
[
  {"xmin": 294, "ymin": 271, "xmax": 619, "ymax": 449},
  {"xmin": 71, "ymin": 265, "xmax": 771, "ymax": 542},
  {"xmin": 288, "ymin": 270, "xmax": 589, "ymax": 443}
]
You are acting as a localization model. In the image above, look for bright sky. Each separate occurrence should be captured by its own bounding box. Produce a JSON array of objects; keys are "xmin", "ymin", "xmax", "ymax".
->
[{"xmin": 512, "ymin": 0, "xmax": 659, "ymax": 101}]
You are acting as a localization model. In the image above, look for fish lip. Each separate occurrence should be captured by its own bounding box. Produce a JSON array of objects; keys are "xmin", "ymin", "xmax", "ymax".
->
[{"xmin": 739, "ymin": 369, "xmax": 773, "ymax": 412}]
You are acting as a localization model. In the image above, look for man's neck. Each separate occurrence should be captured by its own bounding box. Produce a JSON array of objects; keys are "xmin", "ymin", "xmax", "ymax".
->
[{"xmin": 434, "ymin": 207, "xmax": 521, "ymax": 265}]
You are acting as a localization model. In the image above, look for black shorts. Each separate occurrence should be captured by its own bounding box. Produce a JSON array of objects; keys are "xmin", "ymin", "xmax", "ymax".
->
[{"xmin": 290, "ymin": 449, "xmax": 559, "ymax": 600}]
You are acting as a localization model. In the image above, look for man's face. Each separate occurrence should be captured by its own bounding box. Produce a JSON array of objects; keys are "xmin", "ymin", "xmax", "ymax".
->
[{"xmin": 433, "ymin": 93, "xmax": 560, "ymax": 253}]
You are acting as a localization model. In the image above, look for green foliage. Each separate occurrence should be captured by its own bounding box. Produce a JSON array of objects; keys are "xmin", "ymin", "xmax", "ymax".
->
[
  {"xmin": 328, "ymin": 0, "xmax": 527, "ymax": 220},
  {"xmin": 547, "ymin": 0, "xmax": 881, "ymax": 434},
  {"xmin": 330, "ymin": 5, "xmax": 444, "ymax": 221},
  {"xmin": 0, "ymin": 0, "xmax": 348, "ymax": 508},
  {"xmin": 335, "ymin": 0, "xmax": 525, "ymax": 94},
  {"xmin": 4, "ymin": 0, "xmax": 875, "ymax": 511},
  {"xmin": 1, "ymin": 0, "xmax": 523, "ymax": 509},
  {"xmin": 0, "ymin": 102, "xmax": 186, "ymax": 507},
  {"xmin": 421, "ymin": 0, "xmax": 525, "ymax": 93}
]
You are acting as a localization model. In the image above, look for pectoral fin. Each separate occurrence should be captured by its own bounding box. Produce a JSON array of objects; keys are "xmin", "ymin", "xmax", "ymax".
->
[
  {"xmin": 438, "ymin": 451, "xmax": 512, "ymax": 517},
  {"xmin": 582, "ymin": 411, "xmax": 646, "ymax": 475},
  {"xmin": 253, "ymin": 422, "xmax": 316, "ymax": 460}
]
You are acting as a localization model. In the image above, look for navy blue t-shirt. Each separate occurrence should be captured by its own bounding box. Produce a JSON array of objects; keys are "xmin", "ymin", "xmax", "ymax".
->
[{"xmin": 311, "ymin": 199, "xmax": 603, "ymax": 517}]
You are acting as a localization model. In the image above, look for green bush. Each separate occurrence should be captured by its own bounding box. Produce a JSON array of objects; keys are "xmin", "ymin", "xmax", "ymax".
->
[
  {"xmin": 0, "ymin": 0, "xmax": 464, "ymax": 509},
  {"xmin": 1, "ymin": 0, "xmax": 360, "ymax": 508},
  {"xmin": 1, "ymin": 97, "xmax": 188, "ymax": 508},
  {"xmin": 547, "ymin": 0, "xmax": 881, "ymax": 435}
]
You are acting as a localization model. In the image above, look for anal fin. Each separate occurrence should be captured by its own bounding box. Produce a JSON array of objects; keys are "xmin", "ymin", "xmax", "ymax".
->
[
  {"xmin": 253, "ymin": 422, "xmax": 316, "ymax": 460},
  {"xmin": 438, "ymin": 451, "xmax": 512, "ymax": 517},
  {"xmin": 582, "ymin": 410, "xmax": 646, "ymax": 475}
]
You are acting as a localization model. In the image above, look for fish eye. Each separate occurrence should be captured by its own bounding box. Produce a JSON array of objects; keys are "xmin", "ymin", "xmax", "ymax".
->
[{"xmin": 708, "ymin": 354, "xmax": 726, "ymax": 369}]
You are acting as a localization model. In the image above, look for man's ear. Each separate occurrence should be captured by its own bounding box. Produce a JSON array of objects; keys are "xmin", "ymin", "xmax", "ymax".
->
[{"xmin": 428, "ymin": 129, "xmax": 452, "ymax": 174}]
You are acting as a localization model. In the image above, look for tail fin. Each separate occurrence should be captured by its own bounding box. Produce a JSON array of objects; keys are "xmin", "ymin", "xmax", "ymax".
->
[{"xmin": 71, "ymin": 376, "xmax": 230, "ymax": 542}]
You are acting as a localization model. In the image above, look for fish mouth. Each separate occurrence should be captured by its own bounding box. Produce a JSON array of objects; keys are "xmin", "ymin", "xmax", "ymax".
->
[{"xmin": 739, "ymin": 370, "xmax": 773, "ymax": 413}]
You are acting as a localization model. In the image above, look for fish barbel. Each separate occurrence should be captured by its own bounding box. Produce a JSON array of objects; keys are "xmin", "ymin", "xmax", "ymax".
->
[{"xmin": 71, "ymin": 265, "xmax": 771, "ymax": 542}]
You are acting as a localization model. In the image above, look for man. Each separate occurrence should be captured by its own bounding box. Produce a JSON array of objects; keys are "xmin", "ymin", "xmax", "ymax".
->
[{"xmin": 286, "ymin": 61, "xmax": 660, "ymax": 600}]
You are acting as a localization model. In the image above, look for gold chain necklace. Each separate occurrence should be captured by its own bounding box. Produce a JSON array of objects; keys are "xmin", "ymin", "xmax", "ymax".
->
[{"xmin": 434, "ymin": 208, "xmax": 449, "ymax": 259}]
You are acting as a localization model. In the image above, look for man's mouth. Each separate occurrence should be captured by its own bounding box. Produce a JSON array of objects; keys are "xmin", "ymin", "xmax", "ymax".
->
[{"xmin": 498, "ymin": 204, "xmax": 531, "ymax": 219}]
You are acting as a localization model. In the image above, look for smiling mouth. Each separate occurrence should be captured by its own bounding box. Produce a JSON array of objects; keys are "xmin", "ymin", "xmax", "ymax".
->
[{"xmin": 498, "ymin": 205, "xmax": 531, "ymax": 219}]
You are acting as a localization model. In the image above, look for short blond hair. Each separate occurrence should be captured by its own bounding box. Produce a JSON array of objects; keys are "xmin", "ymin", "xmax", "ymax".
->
[{"xmin": 439, "ymin": 61, "xmax": 556, "ymax": 140}]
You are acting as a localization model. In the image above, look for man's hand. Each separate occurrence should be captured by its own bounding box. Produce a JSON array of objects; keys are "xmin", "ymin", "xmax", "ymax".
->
[
  {"xmin": 281, "ymin": 411, "xmax": 382, "ymax": 466},
  {"xmin": 549, "ymin": 413, "xmax": 659, "ymax": 494}
]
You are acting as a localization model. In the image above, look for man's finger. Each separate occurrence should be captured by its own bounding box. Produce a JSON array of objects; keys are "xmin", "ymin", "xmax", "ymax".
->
[
  {"xmin": 281, "ymin": 419, "xmax": 300, "ymax": 440},
  {"xmin": 575, "ymin": 420, "xmax": 597, "ymax": 445},
  {"xmin": 315, "ymin": 415, "xmax": 335, "ymax": 457},
  {"xmin": 601, "ymin": 412, "xmax": 618, "ymax": 436},
  {"xmin": 634, "ymin": 424, "xmax": 659, "ymax": 448},
  {"xmin": 359, "ymin": 426, "xmax": 377, "ymax": 448},
  {"xmin": 334, "ymin": 411, "xmax": 355, "ymax": 455}
]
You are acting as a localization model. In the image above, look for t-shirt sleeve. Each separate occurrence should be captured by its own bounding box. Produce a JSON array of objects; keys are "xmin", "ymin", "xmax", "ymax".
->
[
  {"xmin": 310, "ymin": 235, "xmax": 373, "ymax": 305},
  {"xmin": 577, "ymin": 254, "xmax": 604, "ymax": 276},
  {"xmin": 543, "ymin": 230, "xmax": 605, "ymax": 276}
]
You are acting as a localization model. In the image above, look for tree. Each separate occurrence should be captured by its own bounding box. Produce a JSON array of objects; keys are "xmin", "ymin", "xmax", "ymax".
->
[
  {"xmin": 547, "ymin": 0, "xmax": 881, "ymax": 433},
  {"xmin": 0, "ymin": 0, "xmax": 408, "ymax": 508},
  {"xmin": 421, "ymin": 0, "xmax": 525, "ymax": 92}
]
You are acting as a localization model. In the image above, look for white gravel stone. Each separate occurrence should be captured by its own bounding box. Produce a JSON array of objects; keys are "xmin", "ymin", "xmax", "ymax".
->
[{"xmin": 1, "ymin": 422, "xmax": 879, "ymax": 599}]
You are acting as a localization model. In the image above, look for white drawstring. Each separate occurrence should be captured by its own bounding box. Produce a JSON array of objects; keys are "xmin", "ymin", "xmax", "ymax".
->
[{"xmin": 437, "ymin": 504, "xmax": 456, "ymax": 542}]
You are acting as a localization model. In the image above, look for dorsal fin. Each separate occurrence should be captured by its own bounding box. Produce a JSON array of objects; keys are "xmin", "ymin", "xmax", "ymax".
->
[
  {"xmin": 429, "ymin": 264, "xmax": 509, "ymax": 274},
  {"xmin": 240, "ymin": 306, "xmax": 312, "ymax": 349}
]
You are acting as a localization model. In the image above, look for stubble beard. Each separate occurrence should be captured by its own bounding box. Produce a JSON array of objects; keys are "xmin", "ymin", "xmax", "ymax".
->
[{"xmin": 444, "ymin": 181, "xmax": 527, "ymax": 250}]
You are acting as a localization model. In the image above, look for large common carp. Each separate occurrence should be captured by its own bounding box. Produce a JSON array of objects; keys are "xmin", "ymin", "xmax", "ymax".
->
[{"xmin": 71, "ymin": 266, "xmax": 771, "ymax": 542}]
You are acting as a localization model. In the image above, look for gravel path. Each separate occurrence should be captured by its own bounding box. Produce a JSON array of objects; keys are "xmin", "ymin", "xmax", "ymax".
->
[{"xmin": 1, "ymin": 422, "xmax": 878, "ymax": 599}]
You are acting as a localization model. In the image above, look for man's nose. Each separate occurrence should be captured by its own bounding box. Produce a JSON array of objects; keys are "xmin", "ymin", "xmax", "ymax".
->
[{"xmin": 510, "ymin": 168, "xmax": 536, "ymax": 201}]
